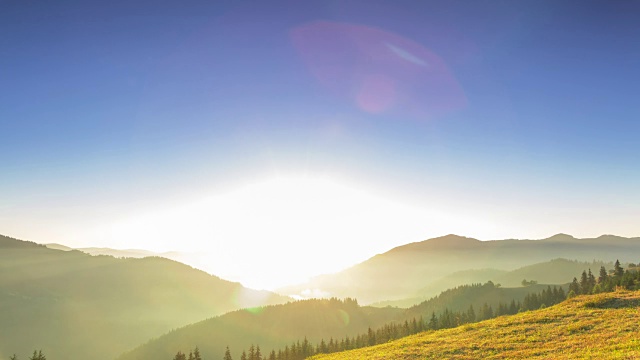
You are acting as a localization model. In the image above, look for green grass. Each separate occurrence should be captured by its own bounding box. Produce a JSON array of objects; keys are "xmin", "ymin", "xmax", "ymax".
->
[{"xmin": 311, "ymin": 290, "xmax": 640, "ymax": 359}]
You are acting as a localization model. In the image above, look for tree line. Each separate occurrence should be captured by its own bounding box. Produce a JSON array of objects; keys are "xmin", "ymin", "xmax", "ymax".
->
[
  {"xmin": 213, "ymin": 259, "xmax": 640, "ymax": 360},
  {"xmin": 567, "ymin": 260, "xmax": 639, "ymax": 296},
  {"xmin": 17, "ymin": 259, "xmax": 637, "ymax": 360},
  {"xmin": 8, "ymin": 350, "xmax": 46, "ymax": 360}
]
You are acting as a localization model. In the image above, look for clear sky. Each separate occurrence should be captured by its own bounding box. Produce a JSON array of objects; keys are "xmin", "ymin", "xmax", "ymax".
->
[{"xmin": 2, "ymin": 0, "xmax": 639, "ymax": 289}]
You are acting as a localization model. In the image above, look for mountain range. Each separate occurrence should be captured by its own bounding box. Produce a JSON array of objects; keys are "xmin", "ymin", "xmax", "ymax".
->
[
  {"xmin": 279, "ymin": 234, "xmax": 640, "ymax": 304},
  {"xmin": 0, "ymin": 234, "xmax": 289, "ymax": 360},
  {"xmin": 3, "ymin": 232, "xmax": 638, "ymax": 359}
]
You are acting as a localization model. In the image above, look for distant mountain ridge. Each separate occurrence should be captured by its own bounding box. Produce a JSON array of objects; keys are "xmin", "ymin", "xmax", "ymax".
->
[
  {"xmin": 44, "ymin": 242, "xmax": 186, "ymax": 262},
  {"xmin": 280, "ymin": 234, "xmax": 640, "ymax": 304},
  {"xmin": 0, "ymin": 234, "xmax": 290, "ymax": 360},
  {"xmin": 371, "ymin": 258, "xmax": 610, "ymax": 308}
]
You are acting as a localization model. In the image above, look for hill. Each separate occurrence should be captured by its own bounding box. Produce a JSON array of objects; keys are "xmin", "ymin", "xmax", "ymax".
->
[
  {"xmin": 118, "ymin": 279, "xmax": 562, "ymax": 360},
  {"xmin": 117, "ymin": 298, "xmax": 404, "ymax": 360},
  {"xmin": 0, "ymin": 234, "xmax": 289, "ymax": 360},
  {"xmin": 311, "ymin": 290, "xmax": 640, "ymax": 359},
  {"xmin": 44, "ymin": 243, "xmax": 188, "ymax": 263},
  {"xmin": 280, "ymin": 234, "xmax": 640, "ymax": 304},
  {"xmin": 373, "ymin": 259, "xmax": 608, "ymax": 308}
]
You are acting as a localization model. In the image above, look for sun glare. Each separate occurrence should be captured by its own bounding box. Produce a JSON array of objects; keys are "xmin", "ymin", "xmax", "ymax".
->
[{"xmin": 101, "ymin": 175, "xmax": 492, "ymax": 290}]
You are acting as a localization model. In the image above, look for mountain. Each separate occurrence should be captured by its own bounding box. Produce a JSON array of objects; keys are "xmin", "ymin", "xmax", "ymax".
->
[
  {"xmin": 45, "ymin": 243, "xmax": 186, "ymax": 262},
  {"xmin": 118, "ymin": 280, "xmax": 564, "ymax": 360},
  {"xmin": 279, "ymin": 234, "xmax": 640, "ymax": 304},
  {"xmin": 372, "ymin": 259, "xmax": 611, "ymax": 308},
  {"xmin": 0, "ymin": 234, "xmax": 289, "ymax": 360},
  {"xmin": 311, "ymin": 290, "xmax": 640, "ymax": 359},
  {"xmin": 117, "ymin": 298, "xmax": 404, "ymax": 360}
]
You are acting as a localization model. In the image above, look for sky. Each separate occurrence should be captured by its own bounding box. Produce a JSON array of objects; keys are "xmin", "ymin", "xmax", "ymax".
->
[{"xmin": 1, "ymin": 0, "xmax": 639, "ymax": 290}]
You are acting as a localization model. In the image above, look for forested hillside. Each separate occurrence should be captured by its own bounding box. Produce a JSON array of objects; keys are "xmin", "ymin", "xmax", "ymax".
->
[
  {"xmin": 118, "ymin": 297, "xmax": 403, "ymax": 360},
  {"xmin": 138, "ymin": 259, "xmax": 640, "ymax": 360},
  {"xmin": 311, "ymin": 290, "xmax": 640, "ymax": 359},
  {"xmin": 0, "ymin": 234, "xmax": 289, "ymax": 360},
  {"xmin": 120, "ymin": 281, "xmax": 567, "ymax": 359},
  {"xmin": 373, "ymin": 258, "xmax": 608, "ymax": 308}
]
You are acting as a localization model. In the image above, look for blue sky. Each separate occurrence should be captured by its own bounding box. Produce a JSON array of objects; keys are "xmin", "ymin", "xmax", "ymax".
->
[{"xmin": 1, "ymin": 0, "xmax": 639, "ymax": 287}]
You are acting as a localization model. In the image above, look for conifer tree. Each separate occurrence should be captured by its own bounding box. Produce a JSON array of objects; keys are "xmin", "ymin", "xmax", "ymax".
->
[
  {"xmin": 587, "ymin": 269, "xmax": 596, "ymax": 291},
  {"xmin": 428, "ymin": 312, "xmax": 438, "ymax": 330},
  {"xmin": 569, "ymin": 277, "xmax": 580, "ymax": 295},
  {"xmin": 255, "ymin": 345, "xmax": 262, "ymax": 360},
  {"xmin": 28, "ymin": 351, "xmax": 46, "ymax": 360},
  {"xmin": 615, "ymin": 260, "xmax": 624, "ymax": 277},
  {"xmin": 599, "ymin": 266, "xmax": 608, "ymax": 283},
  {"xmin": 579, "ymin": 270, "xmax": 589, "ymax": 294},
  {"xmin": 509, "ymin": 299, "xmax": 518, "ymax": 314},
  {"xmin": 223, "ymin": 346, "xmax": 233, "ymax": 360},
  {"xmin": 192, "ymin": 347, "xmax": 202, "ymax": 360},
  {"xmin": 466, "ymin": 305, "xmax": 475, "ymax": 322},
  {"xmin": 367, "ymin": 327, "xmax": 376, "ymax": 346},
  {"xmin": 173, "ymin": 351, "xmax": 186, "ymax": 360},
  {"xmin": 240, "ymin": 350, "xmax": 247, "ymax": 360}
]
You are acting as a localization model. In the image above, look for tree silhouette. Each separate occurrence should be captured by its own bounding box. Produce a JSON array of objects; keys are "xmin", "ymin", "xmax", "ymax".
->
[
  {"xmin": 223, "ymin": 346, "xmax": 233, "ymax": 360},
  {"xmin": 614, "ymin": 260, "xmax": 624, "ymax": 277},
  {"xmin": 28, "ymin": 351, "xmax": 46, "ymax": 360},
  {"xmin": 192, "ymin": 347, "xmax": 202, "ymax": 360},
  {"xmin": 598, "ymin": 266, "xmax": 608, "ymax": 283}
]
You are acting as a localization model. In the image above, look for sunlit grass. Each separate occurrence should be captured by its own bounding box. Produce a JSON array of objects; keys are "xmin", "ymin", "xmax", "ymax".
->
[{"xmin": 311, "ymin": 290, "xmax": 640, "ymax": 359}]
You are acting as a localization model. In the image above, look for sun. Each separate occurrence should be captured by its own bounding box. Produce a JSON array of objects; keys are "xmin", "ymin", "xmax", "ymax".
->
[{"xmin": 104, "ymin": 174, "xmax": 460, "ymax": 290}]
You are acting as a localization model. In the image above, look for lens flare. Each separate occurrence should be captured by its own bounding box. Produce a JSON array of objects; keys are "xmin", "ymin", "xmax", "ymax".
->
[{"xmin": 290, "ymin": 21, "xmax": 466, "ymax": 118}]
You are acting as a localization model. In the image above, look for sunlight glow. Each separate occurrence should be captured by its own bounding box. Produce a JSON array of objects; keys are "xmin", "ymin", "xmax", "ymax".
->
[{"xmin": 101, "ymin": 175, "xmax": 478, "ymax": 290}]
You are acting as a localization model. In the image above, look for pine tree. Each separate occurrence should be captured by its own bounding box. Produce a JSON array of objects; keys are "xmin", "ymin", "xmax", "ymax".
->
[
  {"xmin": 223, "ymin": 346, "xmax": 233, "ymax": 360},
  {"xmin": 569, "ymin": 277, "xmax": 580, "ymax": 295},
  {"xmin": 173, "ymin": 351, "xmax": 186, "ymax": 360},
  {"xmin": 579, "ymin": 270, "xmax": 589, "ymax": 294},
  {"xmin": 587, "ymin": 269, "xmax": 596, "ymax": 292},
  {"xmin": 599, "ymin": 266, "xmax": 608, "ymax": 283},
  {"xmin": 29, "ymin": 351, "xmax": 46, "ymax": 360},
  {"xmin": 240, "ymin": 350, "xmax": 247, "ymax": 360},
  {"xmin": 367, "ymin": 327, "xmax": 376, "ymax": 346},
  {"xmin": 467, "ymin": 305, "xmax": 476, "ymax": 322},
  {"xmin": 428, "ymin": 312, "xmax": 438, "ymax": 330},
  {"xmin": 615, "ymin": 260, "xmax": 624, "ymax": 277},
  {"xmin": 557, "ymin": 286, "xmax": 566, "ymax": 301},
  {"xmin": 192, "ymin": 347, "xmax": 202, "ymax": 360}
]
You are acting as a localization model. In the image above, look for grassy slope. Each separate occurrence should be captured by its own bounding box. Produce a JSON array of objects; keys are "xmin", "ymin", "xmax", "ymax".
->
[
  {"xmin": 117, "ymin": 281, "xmax": 560, "ymax": 360},
  {"xmin": 312, "ymin": 291, "xmax": 640, "ymax": 359},
  {"xmin": 0, "ymin": 235, "xmax": 289, "ymax": 360}
]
